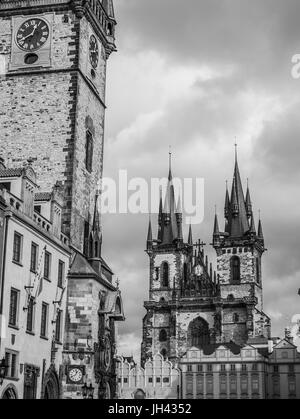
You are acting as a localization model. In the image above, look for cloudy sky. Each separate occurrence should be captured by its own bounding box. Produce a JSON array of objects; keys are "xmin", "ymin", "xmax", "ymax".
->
[{"xmin": 102, "ymin": 0, "xmax": 300, "ymax": 360}]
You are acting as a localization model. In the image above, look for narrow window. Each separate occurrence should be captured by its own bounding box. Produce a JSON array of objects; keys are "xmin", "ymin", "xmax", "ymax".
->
[
  {"xmin": 13, "ymin": 232, "xmax": 22, "ymax": 263},
  {"xmin": 44, "ymin": 251, "xmax": 51, "ymax": 281},
  {"xmin": 256, "ymin": 258, "xmax": 260, "ymax": 284},
  {"xmin": 40, "ymin": 302, "xmax": 49, "ymax": 338},
  {"xmin": 231, "ymin": 256, "xmax": 241, "ymax": 283},
  {"xmin": 9, "ymin": 288, "xmax": 19, "ymax": 327},
  {"xmin": 30, "ymin": 243, "xmax": 38, "ymax": 273},
  {"xmin": 58, "ymin": 260, "xmax": 65, "ymax": 288},
  {"xmin": 161, "ymin": 262, "xmax": 169, "ymax": 288},
  {"xmin": 55, "ymin": 310, "xmax": 62, "ymax": 342},
  {"xmin": 85, "ymin": 131, "xmax": 93, "ymax": 173},
  {"xmin": 26, "ymin": 297, "xmax": 35, "ymax": 333}
]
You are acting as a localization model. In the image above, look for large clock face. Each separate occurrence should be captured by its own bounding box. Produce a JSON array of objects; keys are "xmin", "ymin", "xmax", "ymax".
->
[
  {"xmin": 68, "ymin": 367, "xmax": 83, "ymax": 384},
  {"xmin": 89, "ymin": 35, "xmax": 99, "ymax": 69},
  {"xmin": 16, "ymin": 18, "xmax": 50, "ymax": 52}
]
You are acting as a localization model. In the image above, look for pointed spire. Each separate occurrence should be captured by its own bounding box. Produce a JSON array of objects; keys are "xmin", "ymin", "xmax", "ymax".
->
[
  {"xmin": 157, "ymin": 187, "xmax": 163, "ymax": 243},
  {"xmin": 224, "ymin": 181, "xmax": 230, "ymax": 219},
  {"xmin": 258, "ymin": 211, "xmax": 264, "ymax": 245},
  {"xmin": 245, "ymin": 179, "xmax": 253, "ymax": 218},
  {"xmin": 213, "ymin": 211, "xmax": 220, "ymax": 236},
  {"xmin": 168, "ymin": 146, "xmax": 172, "ymax": 181},
  {"xmin": 147, "ymin": 216, "xmax": 153, "ymax": 250},
  {"xmin": 160, "ymin": 152, "xmax": 179, "ymax": 244},
  {"xmin": 227, "ymin": 146, "xmax": 250, "ymax": 237},
  {"xmin": 188, "ymin": 224, "xmax": 193, "ymax": 246},
  {"xmin": 92, "ymin": 191, "xmax": 101, "ymax": 234},
  {"xmin": 249, "ymin": 213, "xmax": 256, "ymax": 236}
]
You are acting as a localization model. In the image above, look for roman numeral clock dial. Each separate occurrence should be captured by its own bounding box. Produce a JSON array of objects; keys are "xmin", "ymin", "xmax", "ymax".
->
[{"xmin": 16, "ymin": 19, "xmax": 49, "ymax": 52}]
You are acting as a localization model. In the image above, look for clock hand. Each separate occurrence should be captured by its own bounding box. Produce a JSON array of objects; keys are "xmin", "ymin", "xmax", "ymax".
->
[{"xmin": 20, "ymin": 25, "xmax": 38, "ymax": 42}]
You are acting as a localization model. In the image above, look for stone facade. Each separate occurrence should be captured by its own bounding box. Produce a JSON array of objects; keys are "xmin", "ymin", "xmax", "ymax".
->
[
  {"xmin": 142, "ymin": 158, "xmax": 271, "ymax": 366},
  {"xmin": 62, "ymin": 258, "xmax": 125, "ymax": 399},
  {"xmin": 0, "ymin": 0, "xmax": 115, "ymax": 250}
]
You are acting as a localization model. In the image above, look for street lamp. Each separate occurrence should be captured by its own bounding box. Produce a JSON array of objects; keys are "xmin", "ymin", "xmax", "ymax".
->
[
  {"xmin": 82, "ymin": 383, "xmax": 95, "ymax": 399},
  {"xmin": 0, "ymin": 358, "xmax": 8, "ymax": 386}
]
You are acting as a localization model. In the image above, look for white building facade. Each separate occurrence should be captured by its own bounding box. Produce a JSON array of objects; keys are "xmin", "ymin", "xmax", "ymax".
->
[{"xmin": 0, "ymin": 162, "xmax": 70, "ymax": 399}]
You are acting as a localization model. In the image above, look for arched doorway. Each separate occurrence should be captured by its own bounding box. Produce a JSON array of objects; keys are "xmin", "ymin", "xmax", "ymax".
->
[
  {"xmin": 2, "ymin": 385, "xmax": 17, "ymax": 399},
  {"xmin": 187, "ymin": 317, "xmax": 210, "ymax": 348},
  {"xmin": 43, "ymin": 367, "xmax": 60, "ymax": 399}
]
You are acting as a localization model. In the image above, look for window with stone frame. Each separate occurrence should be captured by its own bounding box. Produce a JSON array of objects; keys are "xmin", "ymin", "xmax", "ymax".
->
[
  {"xmin": 26, "ymin": 297, "xmax": 35, "ymax": 333},
  {"xmin": 30, "ymin": 242, "xmax": 38, "ymax": 273},
  {"xmin": 12, "ymin": 232, "xmax": 22, "ymax": 264},
  {"xmin": 230, "ymin": 256, "xmax": 241, "ymax": 283},
  {"xmin": 5, "ymin": 350, "xmax": 18, "ymax": 379},
  {"xmin": 85, "ymin": 130, "xmax": 94, "ymax": 173},
  {"xmin": 9, "ymin": 288, "xmax": 20, "ymax": 327},
  {"xmin": 161, "ymin": 262, "xmax": 169, "ymax": 288}
]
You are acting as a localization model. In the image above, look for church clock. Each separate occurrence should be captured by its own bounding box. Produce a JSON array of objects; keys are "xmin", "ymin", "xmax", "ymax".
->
[{"xmin": 16, "ymin": 18, "xmax": 50, "ymax": 52}]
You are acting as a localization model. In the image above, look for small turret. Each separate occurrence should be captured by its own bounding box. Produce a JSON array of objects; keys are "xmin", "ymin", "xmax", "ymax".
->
[
  {"xmin": 258, "ymin": 216, "xmax": 265, "ymax": 247},
  {"xmin": 213, "ymin": 212, "xmax": 221, "ymax": 246},
  {"xmin": 147, "ymin": 218, "xmax": 153, "ymax": 251},
  {"xmin": 245, "ymin": 183, "xmax": 253, "ymax": 218}
]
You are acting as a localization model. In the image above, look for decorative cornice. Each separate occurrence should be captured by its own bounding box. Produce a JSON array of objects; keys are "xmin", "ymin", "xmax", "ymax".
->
[{"xmin": 0, "ymin": 0, "xmax": 71, "ymax": 10}]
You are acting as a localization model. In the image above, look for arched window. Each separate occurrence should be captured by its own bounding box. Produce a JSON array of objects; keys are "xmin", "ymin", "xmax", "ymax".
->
[
  {"xmin": 231, "ymin": 256, "xmax": 241, "ymax": 283},
  {"xmin": 85, "ymin": 131, "xmax": 93, "ymax": 173},
  {"xmin": 160, "ymin": 348, "xmax": 167, "ymax": 359},
  {"xmin": 159, "ymin": 329, "xmax": 167, "ymax": 342},
  {"xmin": 161, "ymin": 262, "xmax": 169, "ymax": 288},
  {"xmin": 188, "ymin": 317, "xmax": 210, "ymax": 348}
]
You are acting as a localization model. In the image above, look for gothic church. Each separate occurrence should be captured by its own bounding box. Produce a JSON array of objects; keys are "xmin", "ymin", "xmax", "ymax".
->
[{"xmin": 142, "ymin": 154, "xmax": 271, "ymax": 365}]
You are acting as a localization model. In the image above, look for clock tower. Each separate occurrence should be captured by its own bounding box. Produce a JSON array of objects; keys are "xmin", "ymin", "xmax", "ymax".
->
[
  {"xmin": 0, "ymin": 0, "xmax": 125, "ymax": 400},
  {"xmin": 0, "ymin": 0, "xmax": 116, "ymax": 250}
]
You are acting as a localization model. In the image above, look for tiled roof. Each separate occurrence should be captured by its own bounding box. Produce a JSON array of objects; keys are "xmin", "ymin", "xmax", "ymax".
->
[
  {"xmin": 202, "ymin": 342, "xmax": 242, "ymax": 356},
  {"xmin": 35, "ymin": 192, "xmax": 52, "ymax": 202},
  {"xmin": 0, "ymin": 168, "xmax": 22, "ymax": 178}
]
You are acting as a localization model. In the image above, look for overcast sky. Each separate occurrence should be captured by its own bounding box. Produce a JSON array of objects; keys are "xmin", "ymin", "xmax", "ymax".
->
[{"xmin": 102, "ymin": 0, "xmax": 300, "ymax": 360}]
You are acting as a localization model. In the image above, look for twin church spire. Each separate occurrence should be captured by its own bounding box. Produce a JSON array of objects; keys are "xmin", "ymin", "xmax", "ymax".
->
[{"xmin": 147, "ymin": 148, "xmax": 265, "ymax": 250}]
